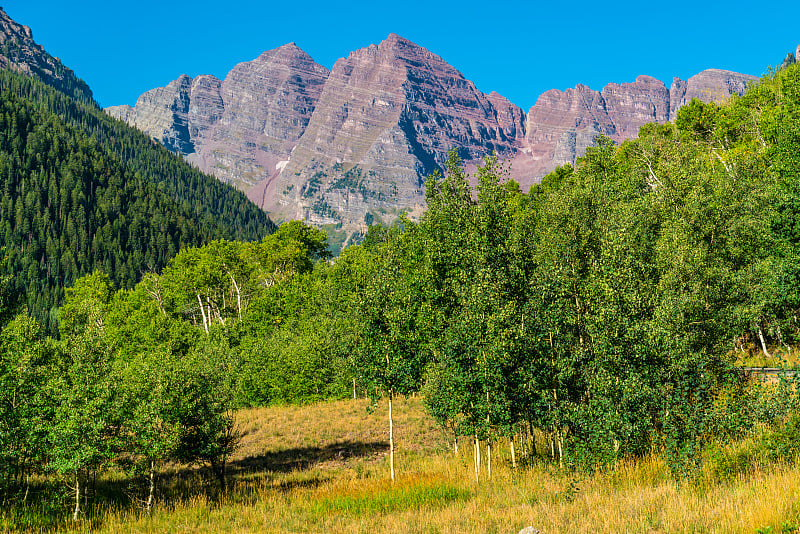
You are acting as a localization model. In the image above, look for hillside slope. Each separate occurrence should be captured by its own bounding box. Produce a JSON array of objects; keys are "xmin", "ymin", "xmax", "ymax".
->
[
  {"xmin": 0, "ymin": 76, "xmax": 276, "ymax": 330},
  {"xmin": 0, "ymin": 8, "xmax": 278, "ymax": 328},
  {"xmin": 0, "ymin": 7, "xmax": 92, "ymax": 102}
]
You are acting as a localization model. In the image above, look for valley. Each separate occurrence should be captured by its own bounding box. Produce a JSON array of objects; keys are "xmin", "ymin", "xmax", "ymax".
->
[{"xmin": 1, "ymin": 6, "xmax": 800, "ymax": 534}]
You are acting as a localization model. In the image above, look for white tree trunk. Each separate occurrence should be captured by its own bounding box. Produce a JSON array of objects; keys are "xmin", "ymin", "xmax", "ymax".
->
[
  {"xmin": 486, "ymin": 442, "xmax": 492, "ymax": 480},
  {"xmin": 474, "ymin": 434, "xmax": 480, "ymax": 486},
  {"xmin": 485, "ymin": 391, "xmax": 492, "ymax": 479},
  {"xmin": 73, "ymin": 470, "xmax": 81, "ymax": 521},
  {"xmin": 777, "ymin": 326, "xmax": 792, "ymax": 352},
  {"xmin": 147, "ymin": 460, "xmax": 155, "ymax": 514},
  {"xmin": 510, "ymin": 437, "xmax": 516, "ymax": 469},
  {"xmin": 528, "ymin": 421, "xmax": 536, "ymax": 458},
  {"xmin": 758, "ymin": 326, "xmax": 771, "ymax": 358},
  {"xmin": 388, "ymin": 391, "xmax": 395, "ymax": 482},
  {"xmin": 229, "ymin": 272, "xmax": 242, "ymax": 320},
  {"xmin": 196, "ymin": 292, "xmax": 209, "ymax": 334},
  {"xmin": 206, "ymin": 297, "xmax": 214, "ymax": 329}
]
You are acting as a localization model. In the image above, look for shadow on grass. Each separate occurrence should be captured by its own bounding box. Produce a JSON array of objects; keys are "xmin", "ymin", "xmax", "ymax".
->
[
  {"xmin": 229, "ymin": 439, "xmax": 389, "ymax": 475},
  {"xmin": 1, "ymin": 441, "xmax": 389, "ymax": 531}
]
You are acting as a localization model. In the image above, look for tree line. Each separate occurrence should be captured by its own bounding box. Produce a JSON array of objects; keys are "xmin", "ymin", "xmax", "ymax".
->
[
  {"xmin": 353, "ymin": 61, "xmax": 800, "ymax": 478},
  {"xmin": 0, "ymin": 222, "xmax": 334, "ymax": 519}
]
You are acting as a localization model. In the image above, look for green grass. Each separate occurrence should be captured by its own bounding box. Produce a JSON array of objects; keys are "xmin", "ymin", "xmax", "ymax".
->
[
  {"xmin": 313, "ymin": 483, "xmax": 470, "ymax": 516},
  {"xmin": 6, "ymin": 397, "xmax": 800, "ymax": 533}
]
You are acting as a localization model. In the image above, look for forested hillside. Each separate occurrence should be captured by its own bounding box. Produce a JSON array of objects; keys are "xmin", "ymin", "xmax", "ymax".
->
[
  {"xmin": 0, "ymin": 72, "xmax": 275, "ymax": 330},
  {"xmin": 0, "ymin": 71, "xmax": 275, "ymax": 241}
]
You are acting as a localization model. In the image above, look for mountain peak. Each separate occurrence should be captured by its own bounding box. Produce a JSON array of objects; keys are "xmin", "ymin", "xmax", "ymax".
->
[
  {"xmin": 276, "ymin": 42, "xmax": 304, "ymax": 54},
  {"xmin": 255, "ymin": 42, "xmax": 320, "ymax": 67},
  {"xmin": 107, "ymin": 30, "xmax": 759, "ymax": 250},
  {"xmin": 383, "ymin": 32, "xmax": 405, "ymax": 43},
  {"xmin": 379, "ymin": 33, "xmax": 418, "ymax": 51},
  {"xmin": 0, "ymin": 8, "xmax": 93, "ymax": 101}
]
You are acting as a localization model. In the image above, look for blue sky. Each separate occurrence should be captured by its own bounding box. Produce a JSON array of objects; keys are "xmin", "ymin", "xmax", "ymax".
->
[{"xmin": 7, "ymin": 1, "xmax": 798, "ymax": 110}]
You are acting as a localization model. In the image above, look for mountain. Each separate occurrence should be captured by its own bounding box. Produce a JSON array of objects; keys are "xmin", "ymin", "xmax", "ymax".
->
[
  {"xmin": 108, "ymin": 44, "xmax": 330, "ymax": 195},
  {"xmin": 110, "ymin": 35, "xmax": 527, "ymax": 247},
  {"xmin": 514, "ymin": 69, "xmax": 759, "ymax": 179},
  {"xmin": 266, "ymin": 34, "xmax": 525, "ymax": 243},
  {"xmin": 109, "ymin": 35, "xmax": 759, "ymax": 248},
  {"xmin": 0, "ymin": 7, "xmax": 93, "ymax": 102}
]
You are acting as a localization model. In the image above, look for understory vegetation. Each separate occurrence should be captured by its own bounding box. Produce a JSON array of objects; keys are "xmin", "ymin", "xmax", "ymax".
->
[
  {"xmin": 4, "ymin": 397, "xmax": 800, "ymax": 533},
  {"xmin": 5, "ymin": 50, "xmax": 800, "ymax": 534}
]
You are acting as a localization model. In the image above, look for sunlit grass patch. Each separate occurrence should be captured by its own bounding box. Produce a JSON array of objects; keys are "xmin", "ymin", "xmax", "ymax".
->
[
  {"xmin": 734, "ymin": 345, "xmax": 800, "ymax": 369},
  {"xmin": 10, "ymin": 397, "xmax": 800, "ymax": 533},
  {"xmin": 311, "ymin": 481, "xmax": 470, "ymax": 516}
]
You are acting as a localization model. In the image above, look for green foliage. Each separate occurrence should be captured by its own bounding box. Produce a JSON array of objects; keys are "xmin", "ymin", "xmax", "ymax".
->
[
  {"xmin": 675, "ymin": 98, "xmax": 719, "ymax": 141},
  {"xmin": 0, "ymin": 70, "xmax": 273, "ymax": 241},
  {"xmin": 375, "ymin": 61, "xmax": 800, "ymax": 474},
  {"xmin": 170, "ymin": 335, "xmax": 239, "ymax": 491},
  {"xmin": 0, "ymin": 70, "xmax": 275, "ymax": 332},
  {"xmin": 96, "ymin": 219, "xmax": 351, "ymax": 412},
  {"xmin": 704, "ymin": 405, "xmax": 800, "ymax": 482},
  {"xmin": 354, "ymin": 222, "xmax": 430, "ymax": 400},
  {"xmin": 0, "ymin": 313, "xmax": 48, "ymax": 502}
]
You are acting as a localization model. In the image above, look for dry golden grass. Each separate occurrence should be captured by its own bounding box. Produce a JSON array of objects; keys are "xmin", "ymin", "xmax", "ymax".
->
[
  {"xmin": 18, "ymin": 396, "xmax": 800, "ymax": 534},
  {"xmin": 734, "ymin": 344, "xmax": 800, "ymax": 369}
]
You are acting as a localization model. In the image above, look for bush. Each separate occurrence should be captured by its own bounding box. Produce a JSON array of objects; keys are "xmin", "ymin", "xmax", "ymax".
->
[{"xmin": 703, "ymin": 410, "xmax": 800, "ymax": 481}]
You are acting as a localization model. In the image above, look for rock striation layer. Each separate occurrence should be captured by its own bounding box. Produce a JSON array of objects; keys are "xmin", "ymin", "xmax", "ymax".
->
[
  {"xmin": 515, "ymin": 69, "xmax": 758, "ymax": 178},
  {"xmin": 0, "ymin": 7, "xmax": 92, "ymax": 101},
  {"xmin": 268, "ymin": 34, "xmax": 525, "ymax": 237},
  {"xmin": 109, "ymin": 35, "xmax": 757, "ymax": 246},
  {"xmin": 515, "ymin": 69, "xmax": 758, "ymax": 180},
  {"xmin": 107, "ymin": 44, "xmax": 330, "ymax": 198},
  {"xmin": 107, "ymin": 74, "xmax": 197, "ymax": 154}
]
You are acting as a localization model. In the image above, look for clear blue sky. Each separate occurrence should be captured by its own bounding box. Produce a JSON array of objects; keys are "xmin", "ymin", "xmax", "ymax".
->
[{"xmin": 6, "ymin": 1, "xmax": 798, "ymax": 110}]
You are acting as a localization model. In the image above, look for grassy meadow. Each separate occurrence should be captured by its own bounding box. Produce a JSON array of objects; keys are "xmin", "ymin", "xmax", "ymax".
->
[{"xmin": 4, "ymin": 395, "xmax": 800, "ymax": 534}]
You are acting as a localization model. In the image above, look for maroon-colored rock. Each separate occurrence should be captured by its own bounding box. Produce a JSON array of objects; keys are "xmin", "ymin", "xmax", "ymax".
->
[
  {"xmin": 270, "ymin": 34, "xmax": 526, "ymax": 238},
  {"xmin": 515, "ymin": 69, "xmax": 758, "ymax": 181},
  {"xmin": 108, "ymin": 43, "xmax": 330, "ymax": 196},
  {"xmin": 109, "ymin": 34, "xmax": 758, "ymax": 246}
]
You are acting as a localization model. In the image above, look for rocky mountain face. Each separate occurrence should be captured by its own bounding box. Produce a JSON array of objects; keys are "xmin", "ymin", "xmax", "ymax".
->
[
  {"xmin": 107, "ymin": 44, "xmax": 330, "ymax": 198},
  {"xmin": 514, "ymin": 69, "xmax": 758, "ymax": 181},
  {"xmin": 110, "ymin": 36, "xmax": 757, "ymax": 246},
  {"xmin": 268, "ymin": 34, "xmax": 525, "ymax": 234},
  {"xmin": 0, "ymin": 7, "xmax": 92, "ymax": 102}
]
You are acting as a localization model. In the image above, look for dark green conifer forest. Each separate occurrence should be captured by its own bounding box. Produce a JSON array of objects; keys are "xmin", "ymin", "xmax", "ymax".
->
[{"xmin": 0, "ymin": 71, "xmax": 275, "ymax": 330}]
